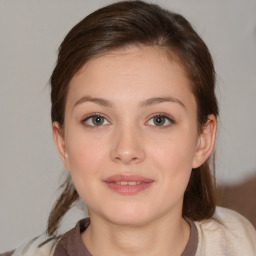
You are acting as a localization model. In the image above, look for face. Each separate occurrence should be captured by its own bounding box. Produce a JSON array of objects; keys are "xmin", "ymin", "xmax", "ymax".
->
[{"xmin": 53, "ymin": 46, "xmax": 215, "ymax": 226}]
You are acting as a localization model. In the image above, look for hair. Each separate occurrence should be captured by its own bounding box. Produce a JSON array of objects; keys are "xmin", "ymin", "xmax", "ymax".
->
[{"xmin": 47, "ymin": 0, "xmax": 219, "ymax": 236}]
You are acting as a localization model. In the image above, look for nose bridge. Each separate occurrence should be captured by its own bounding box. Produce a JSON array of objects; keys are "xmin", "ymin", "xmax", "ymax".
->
[{"xmin": 110, "ymin": 120, "xmax": 145, "ymax": 164}]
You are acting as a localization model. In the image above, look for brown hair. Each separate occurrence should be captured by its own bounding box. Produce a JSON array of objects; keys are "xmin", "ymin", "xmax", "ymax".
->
[{"xmin": 48, "ymin": 0, "xmax": 219, "ymax": 236}]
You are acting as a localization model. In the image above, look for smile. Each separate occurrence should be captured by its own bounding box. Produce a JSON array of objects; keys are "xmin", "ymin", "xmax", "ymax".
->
[{"xmin": 103, "ymin": 175, "xmax": 154, "ymax": 195}]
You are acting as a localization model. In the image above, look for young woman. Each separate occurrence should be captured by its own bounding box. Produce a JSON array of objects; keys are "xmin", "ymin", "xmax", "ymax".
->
[{"xmin": 3, "ymin": 1, "xmax": 256, "ymax": 255}]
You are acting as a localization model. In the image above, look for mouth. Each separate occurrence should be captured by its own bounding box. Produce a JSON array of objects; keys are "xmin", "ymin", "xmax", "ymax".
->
[
  {"xmin": 115, "ymin": 181, "xmax": 142, "ymax": 185},
  {"xmin": 103, "ymin": 174, "xmax": 154, "ymax": 195}
]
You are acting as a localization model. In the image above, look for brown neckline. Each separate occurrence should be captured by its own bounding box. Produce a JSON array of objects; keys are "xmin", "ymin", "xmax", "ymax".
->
[
  {"xmin": 181, "ymin": 218, "xmax": 198, "ymax": 256},
  {"xmin": 54, "ymin": 217, "xmax": 198, "ymax": 256}
]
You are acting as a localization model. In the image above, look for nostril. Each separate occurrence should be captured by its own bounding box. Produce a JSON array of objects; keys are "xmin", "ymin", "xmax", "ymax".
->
[
  {"xmin": 110, "ymin": 131, "xmax": 146, "ymax": 164},
  {"xmin": 112, "ymin": 150, "xmax": 143, "ymax": 165}
]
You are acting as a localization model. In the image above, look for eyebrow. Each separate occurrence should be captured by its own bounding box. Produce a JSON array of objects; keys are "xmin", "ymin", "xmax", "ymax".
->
[
  {"xmin": 139, "ymin": 97, "xmax": 186, "ymax": 109},
  {"xmin": 73, "ymin": 96, "xmax": 186, "ymax": 110},
  {"xmin": 73, "ymin": 96, "xmax": 114, "ymax": 109}
]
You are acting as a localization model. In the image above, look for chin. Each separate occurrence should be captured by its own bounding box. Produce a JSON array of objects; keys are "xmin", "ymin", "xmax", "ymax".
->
[{"xmin": 99, "ymin": 205, "xmax": 156, "ymax": 227}]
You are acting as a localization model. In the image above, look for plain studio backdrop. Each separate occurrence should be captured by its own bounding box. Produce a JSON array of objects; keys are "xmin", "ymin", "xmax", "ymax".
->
[{"xmin": 0, "ymin": 0, "xmax": 256, "ymax": 252}]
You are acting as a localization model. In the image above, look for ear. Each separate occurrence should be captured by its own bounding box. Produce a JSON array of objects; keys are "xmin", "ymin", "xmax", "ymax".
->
[
  {"xmin": 52, "ymin": 122, "xmax": 70, "ymax": 171},
  {"xmin": 192, "ymin": 115, "xmax": 217, "ymax": 168}
]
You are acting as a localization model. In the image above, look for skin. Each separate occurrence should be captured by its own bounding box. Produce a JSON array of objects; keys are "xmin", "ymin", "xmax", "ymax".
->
[{"xmin": 53, "ymin": 46, "xmax": 217, "ymax": 256}]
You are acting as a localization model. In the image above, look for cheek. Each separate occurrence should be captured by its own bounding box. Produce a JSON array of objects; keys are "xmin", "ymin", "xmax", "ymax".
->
[
  {"xmin": 66, "ymin": 131, "xmax": 108, "ymax": 176},
  {"xmin": 148, "ymin": 130, "xmax": 197, "ymax": 193},
  {"xmin": 65, "ymin": 134, "xmax": 108, "ymax": 202},
  {"xmin": 150, "ymin": 133, "xmax": 197, "ymax": 171}
]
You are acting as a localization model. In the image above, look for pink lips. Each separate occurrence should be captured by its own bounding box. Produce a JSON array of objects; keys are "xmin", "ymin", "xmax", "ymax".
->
[{"xmin": 103, "ymin": 174, "xmax": 154, "ymax": 195}]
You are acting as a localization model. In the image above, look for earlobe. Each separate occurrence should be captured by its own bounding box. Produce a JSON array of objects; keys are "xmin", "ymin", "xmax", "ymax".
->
[
  {"xmin": 52, "ymin": 122, "xmax": 70, "ymax": 171},
  {"xmin": 192, "ymin": 115, "xmax": 217, "ymax": 168}
]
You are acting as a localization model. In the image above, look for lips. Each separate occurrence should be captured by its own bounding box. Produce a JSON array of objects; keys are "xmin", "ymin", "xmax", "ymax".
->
[{"xmin": 103, "ymin": 174, "xmax": 154, "ymax": 195}]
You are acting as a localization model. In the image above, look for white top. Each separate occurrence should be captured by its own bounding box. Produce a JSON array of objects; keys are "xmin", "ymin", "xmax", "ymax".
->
[
  {"xmin": 8, "ymin": 207, "xmax": 256, "ymax": 256},
  {"xmin": 195, "ymin": 207, "xmax": 256, "ymax": 255}
]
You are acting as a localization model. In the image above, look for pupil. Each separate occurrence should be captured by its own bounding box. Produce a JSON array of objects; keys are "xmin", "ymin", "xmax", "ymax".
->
[
  {"xmin": 154, "ymin": 117, "xmax": 164, "ymax": 126},
  {"xmin": 93, "ymin": 116, "xmax": 103, "ymax": 125}
]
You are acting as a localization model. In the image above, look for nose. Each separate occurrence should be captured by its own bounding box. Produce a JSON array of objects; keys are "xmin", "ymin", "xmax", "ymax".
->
[{"xmin": 110, "ymin": 124, "xmax": 146, "ymax": 165}]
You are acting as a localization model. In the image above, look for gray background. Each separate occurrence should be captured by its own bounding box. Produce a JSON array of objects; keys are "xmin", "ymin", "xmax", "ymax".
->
[{"xmin": 0, "ymin": 0, "xmax": 256, "ymax": 252}]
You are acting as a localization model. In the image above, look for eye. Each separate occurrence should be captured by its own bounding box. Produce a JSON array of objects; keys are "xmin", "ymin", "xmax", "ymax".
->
[
  {"xmin": 147, "ymin": 114, "xmax": 174, "ymax": 127},
  {"xmin": 82, "ymin": 114, "xmax": 110, "ymax": 127}
]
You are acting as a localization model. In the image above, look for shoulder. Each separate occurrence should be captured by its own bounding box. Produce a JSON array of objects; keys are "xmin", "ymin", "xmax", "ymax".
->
[
  {"xmin": 4, "ymin": 218, "xmax": 90, "ymax": 256},
  {"xmin": 194, "ymin": 207, "xmax": 256, "ymax": 256},
  {"xmin": 7, "ymin": 234, "xmax": 58, "ymax": 256}
]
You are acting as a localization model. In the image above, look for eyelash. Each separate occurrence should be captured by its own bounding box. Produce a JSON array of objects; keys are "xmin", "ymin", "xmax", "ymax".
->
[
  {"xmin": 146, "ymin": 113, "xmax": 175, "ymax": 129},
  {"xmin": 81, "ymin": 112, "xmax": 175, "ymax": 129},
  {"xmin": 81, "ymin": 113, "xmax": 110, "ymax": 129}
]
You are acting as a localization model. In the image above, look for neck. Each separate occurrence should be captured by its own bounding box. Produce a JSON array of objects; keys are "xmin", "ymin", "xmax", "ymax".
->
[{"xmin": 82, "ymin": 211, "xmax": 190, "ymax": 256}]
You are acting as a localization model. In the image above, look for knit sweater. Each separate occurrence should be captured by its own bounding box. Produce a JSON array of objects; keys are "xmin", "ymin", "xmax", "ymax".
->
[{"xmin": 2, "ymin": 207, "xmax": 256, "ymax": 256}]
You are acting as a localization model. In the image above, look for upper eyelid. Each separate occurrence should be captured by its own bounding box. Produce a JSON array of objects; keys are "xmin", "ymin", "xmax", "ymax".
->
[
  {"xmin": 82, "ymin": 113, "xmax": 111, "ymax": 122},
  {"xmin": 146, "ymin": 113, "xmax": 175, "ymax": 122}
]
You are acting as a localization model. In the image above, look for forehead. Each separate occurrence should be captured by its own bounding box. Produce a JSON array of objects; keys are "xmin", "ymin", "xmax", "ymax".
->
[
  {"xmin": 75, "ymin": 45, "xmax": 187, "ymax": 79},
  {"xmin": 66, "ymin": 46, "xmax": 195, "ymax": 110}
]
